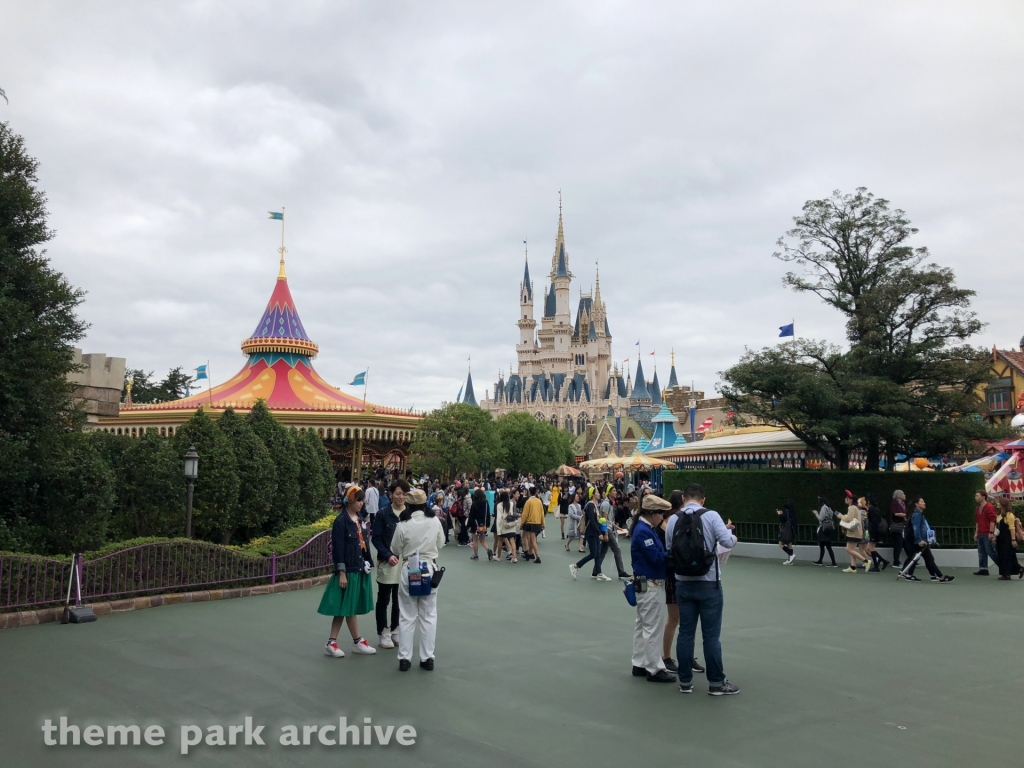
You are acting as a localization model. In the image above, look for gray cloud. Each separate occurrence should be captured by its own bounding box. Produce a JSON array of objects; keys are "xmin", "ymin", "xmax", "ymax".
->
[{"xmin": 2, "ymin": 1, "xmax": 1022, "ymax": 409}]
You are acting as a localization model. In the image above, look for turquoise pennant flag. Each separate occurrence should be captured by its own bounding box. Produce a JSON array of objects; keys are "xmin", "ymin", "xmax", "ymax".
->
[
  {"xmin": 268, "ymin": 211, "xmax": 283, "ymax": 220},
  {"xmin": 349, "ymin": 372, "xmax": 366, "ymax": 386}
]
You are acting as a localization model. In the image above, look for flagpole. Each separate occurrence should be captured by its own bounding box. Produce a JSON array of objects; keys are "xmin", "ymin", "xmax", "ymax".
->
[
  {"xmin": 207, "ymin": 359, "xmax": 213, "ymax": 405},
  {"xmin": 362, "ymin": 367, "xmax": 369, "ymax": 410}
]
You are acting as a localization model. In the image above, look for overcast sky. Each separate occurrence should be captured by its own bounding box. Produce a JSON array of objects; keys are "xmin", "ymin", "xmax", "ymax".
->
[{"xmin": 3, "ymin": 1, "xmax": 1023, "ymax": 410}]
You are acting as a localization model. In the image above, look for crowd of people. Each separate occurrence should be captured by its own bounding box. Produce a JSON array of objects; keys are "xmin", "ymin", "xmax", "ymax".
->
[
  {"xmin": 776, "ymin": 488, "xmax": 1021, "ymax": 582},
  {"xmin": 315, "ymin": 469, "xmax": 1019, "ymax": 696},
  {"xmin": 315, "ymin": 473, "xmax": 745, "ymax": 695}
]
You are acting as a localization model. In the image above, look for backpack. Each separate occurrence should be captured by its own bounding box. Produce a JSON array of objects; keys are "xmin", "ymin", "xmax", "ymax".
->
[
  {"xmin": 819, "ymin": 506, "xmax": 835, "ymax": 531},
  {"xmin": 670, "ymin": 508, "xmax": 715, "ymax": 577}
]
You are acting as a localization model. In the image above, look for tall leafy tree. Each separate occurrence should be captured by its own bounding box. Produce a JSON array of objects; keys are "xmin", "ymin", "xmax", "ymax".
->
[
  {"xmin": 295, "ymin": 428, "xmax": 335, "ymax": 524},
  {"xmin": 93, "ymin": 430, "xmax": 185, "ymax": 540},
  {"xmin": 246, "ymin": 400, "xmax": 301, "ymax": 532},
  {"xmin": 409, "ymin": 403, "xmax": 500, "ymax": 481},
  {"xmin": 218, "ymin": 408, "xmax": 275, "ymax": 543},
  {"xmin": 495, "ymin": 412, "xmax": 574, "ymax": 476},
  {"xmin": 0, "ymin": 121, "xmax": 104, "ymax": 550},
  {"xmin": 724, "ymin": 188, "xmax": 1003, "ymax": 470},
  {"xmin": 173, "ymin": 408, "xmax": 239, "ymax": 542}
]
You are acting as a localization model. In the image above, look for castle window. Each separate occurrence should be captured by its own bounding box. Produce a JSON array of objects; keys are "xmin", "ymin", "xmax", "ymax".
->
[{"xmin": 565, "ymin": 416, "xmax": 574, "ymax": 434}]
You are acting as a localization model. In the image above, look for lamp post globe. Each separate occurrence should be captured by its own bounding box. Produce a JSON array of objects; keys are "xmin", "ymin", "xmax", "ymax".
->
[{"xmin": 183, "ymin": 445, "xmax": 199, "ymax": 538}]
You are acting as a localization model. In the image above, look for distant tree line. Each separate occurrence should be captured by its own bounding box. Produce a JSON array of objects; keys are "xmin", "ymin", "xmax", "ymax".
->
[{"xmin": 408, "ymin": 403, "xmax": 576, "ymax": 480}]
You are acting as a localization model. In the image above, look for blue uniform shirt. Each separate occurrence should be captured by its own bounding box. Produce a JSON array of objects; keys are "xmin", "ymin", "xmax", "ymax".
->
[{"xmin": 630, "ymin": 518, "xmax": 668, "ymax": 580}]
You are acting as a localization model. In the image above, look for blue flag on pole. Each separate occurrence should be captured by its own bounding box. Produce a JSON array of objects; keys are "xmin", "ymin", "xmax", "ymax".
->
[
  {"xmin": 268, "ymin": 211, "xmax": 283, "ymax": 220},
  {"xmin": 778, "ymin": 323, "xmax": 795, "ymax": 338},
  {"xmin": 194, "ymin": 365, "xmax": 208, "ymax": 381},
  {"xmin": 349, "ymin": 372, "xmax": 366, "ymax": 386}
]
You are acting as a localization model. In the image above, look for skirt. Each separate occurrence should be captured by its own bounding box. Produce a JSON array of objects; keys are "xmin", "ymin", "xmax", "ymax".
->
[
  {"xmin": 522, "ymin": 523, "xmax": 544, "ymax": 534},
  {"xmin": 317, "ymin": 570, "xmax": 374, "ymax": 617}
]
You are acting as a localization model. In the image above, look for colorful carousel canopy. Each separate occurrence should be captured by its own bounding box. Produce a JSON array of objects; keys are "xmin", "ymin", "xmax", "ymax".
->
[{"xmin": 98, "ymin": 257, "xmax": 420, "ymax": 436}]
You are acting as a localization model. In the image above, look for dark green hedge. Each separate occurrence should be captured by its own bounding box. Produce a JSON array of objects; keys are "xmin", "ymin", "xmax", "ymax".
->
[{"xmin": 662, "ymin": 470, "xmax": 986, "ymax": 527}]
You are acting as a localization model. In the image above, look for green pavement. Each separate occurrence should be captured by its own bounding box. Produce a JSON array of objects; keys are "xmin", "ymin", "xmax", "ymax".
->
[{"xmin": 0, "ymin": 536, "xmax": 1020, "ymax": 768}]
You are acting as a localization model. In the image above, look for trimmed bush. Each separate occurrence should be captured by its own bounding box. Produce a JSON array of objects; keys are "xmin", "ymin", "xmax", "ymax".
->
[{"xmin": 662, "ymin": 470, "xmax": 986, "ymax": 527}]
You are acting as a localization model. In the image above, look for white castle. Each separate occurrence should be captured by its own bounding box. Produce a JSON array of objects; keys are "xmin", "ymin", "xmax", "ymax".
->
[{"xmin": 475, "ymin": 203, "xmax": 652, "ymax": 436}]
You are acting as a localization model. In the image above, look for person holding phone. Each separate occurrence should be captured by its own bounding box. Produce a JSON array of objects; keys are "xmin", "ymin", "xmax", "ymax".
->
[{"xmin": 319, "ymin": 488, "xmax": 377, "ymax": 658}]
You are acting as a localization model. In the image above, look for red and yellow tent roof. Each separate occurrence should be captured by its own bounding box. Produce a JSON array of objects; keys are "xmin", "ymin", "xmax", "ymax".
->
[{"xmin": 120, "ymin": 261, "xmax": 412, "ymax": 418}]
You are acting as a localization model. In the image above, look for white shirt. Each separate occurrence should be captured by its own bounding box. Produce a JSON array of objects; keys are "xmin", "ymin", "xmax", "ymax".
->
[
  {"xmin": 364, "ymin": 485, "xmax": 380, "ymax": 516},
  {"xmin": 391, "ymin": 510, "xmax": 445, "ymax": 563}
]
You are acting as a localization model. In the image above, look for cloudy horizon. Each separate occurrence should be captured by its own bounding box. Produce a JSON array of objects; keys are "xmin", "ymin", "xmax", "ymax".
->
[{"xmin": 3, "ymin": 1, "xmax": 1022, "ymax": 411}]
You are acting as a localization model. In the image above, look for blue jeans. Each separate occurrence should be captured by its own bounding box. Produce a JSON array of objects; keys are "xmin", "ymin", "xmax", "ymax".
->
[
  {"xmin": 978, "ymin": 535, "xmax": 997, "ymax": 569},
  {"xmin": 675, "ymin": 580, "xmax": 725, "ymax": 686}
]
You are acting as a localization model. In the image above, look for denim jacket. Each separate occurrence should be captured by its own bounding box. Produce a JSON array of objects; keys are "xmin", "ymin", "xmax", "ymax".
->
[
  {"xmin": 331, "ymin": 513, "xmax": 372, "ymax": 573},
  {"xmin": 371, "ymin": 504, "xmax": 400, "ymax": 561},
  {"xmin": 910, "ymin": 510, "xmax": 931, "ymax": 547}
]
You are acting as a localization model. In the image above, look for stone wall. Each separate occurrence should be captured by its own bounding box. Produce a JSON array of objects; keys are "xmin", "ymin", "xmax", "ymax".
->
[{"xmin": 69, "ymin": 348, "xmax": 125, "ymax": 422}]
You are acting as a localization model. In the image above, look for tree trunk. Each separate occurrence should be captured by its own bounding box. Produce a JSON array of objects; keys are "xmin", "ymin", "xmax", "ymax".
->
[
  {"xmin": 836, "ymin": 446, "xmax": 850, "ymax": 471},
  {"xmin": 220, "ymin": 528, "xmax": 234, "ymax": 545},
  {"xmin": 864, "ymin": 438, "xmax": 880, "ymax": 472}
]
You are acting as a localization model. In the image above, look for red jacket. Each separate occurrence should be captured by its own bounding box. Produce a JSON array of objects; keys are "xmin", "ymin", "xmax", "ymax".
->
[{"xmin": 975, "ymin": 502, "xmax": 997, "ymax": 537}]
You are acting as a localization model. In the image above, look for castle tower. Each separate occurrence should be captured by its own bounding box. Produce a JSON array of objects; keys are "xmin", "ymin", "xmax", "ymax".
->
[{"xmin": 516, "ymin": 251, "xmax": 537, "ymax": 376}]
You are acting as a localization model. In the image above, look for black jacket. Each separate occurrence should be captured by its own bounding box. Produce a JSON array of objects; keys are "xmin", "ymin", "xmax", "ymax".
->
[
  {"xmin": 331, "ymin": 513, "xmax": 372, "ymax": 573},
  {"xmin": 468, "ymin": 496, "xmax": 490, "ymax": 528},
  {"xmin": 371, "ymin": 504, "xmax": 400, "ymax": 561}
]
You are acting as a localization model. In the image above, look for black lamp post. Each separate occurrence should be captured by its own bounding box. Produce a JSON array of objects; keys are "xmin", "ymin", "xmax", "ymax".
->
[{"xmin": 183, "ymin": 445, "xmax": 199, "ymax": 538}]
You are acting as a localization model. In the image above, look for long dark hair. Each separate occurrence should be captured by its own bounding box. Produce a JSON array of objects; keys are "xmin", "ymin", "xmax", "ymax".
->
[
  {"xmin": 399, "ymin": 501, "xmax": 434, "ymax": 522},
  {"xmin": 497, "ymin": 490, "xmax": 510, "ymax": 509},
  {"xmin": 669, "ymin": 490, "xmax": 683, "ymax": 511}
]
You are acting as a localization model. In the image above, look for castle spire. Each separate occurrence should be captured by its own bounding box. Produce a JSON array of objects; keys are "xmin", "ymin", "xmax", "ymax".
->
[
  {"xmin": 552, "ymin": 192, "xmax": 569, "ymax": 279},
  {"xmin": 667, "ymin": 348, "xmax": 679, "ymax": 389}
]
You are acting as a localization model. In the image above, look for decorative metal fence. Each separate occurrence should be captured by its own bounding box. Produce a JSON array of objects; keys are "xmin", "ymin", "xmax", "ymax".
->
[
  {"xmin": 0, "ymin": 530, "xmax": 332, "ymax": 612},
  {"xmin": 733, "ymin": 522, "xmax": 976, "ymax": 548}
]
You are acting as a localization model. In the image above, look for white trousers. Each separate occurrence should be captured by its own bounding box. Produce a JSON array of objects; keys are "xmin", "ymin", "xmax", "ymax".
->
[
  {"xmin": 397, "ymin": 572, "xmax": 438, "ymax": 662},
  {"xmin": 631, "ymin": 582, "xmax": 667, "ymax": 674}
]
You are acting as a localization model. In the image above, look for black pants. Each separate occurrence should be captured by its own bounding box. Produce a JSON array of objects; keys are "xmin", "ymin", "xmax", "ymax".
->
[
  {"xmin": 600, "ymin": 534, "xmax": 626, "ymax": 576},
  {"xmin": 906, "ymin": 545, "xmax": 942, "ymax": 578},
  {"xmin": 891, "ymin": 530, "xmax": 905, "ymax": 565},
  {"xmin": 817, "ymin": 543, "xmax": 836, "ymax": 564},
  {"xmin": 375, "ymin": 583, "xmax": 399, "ymax": 634},
  {"xmin": 456, "ymin": 517, "xmax": 470, "ymax": 545},
  {"xmin": 576, "ymin": 535, "xmax": 605, "ymax": 576}
]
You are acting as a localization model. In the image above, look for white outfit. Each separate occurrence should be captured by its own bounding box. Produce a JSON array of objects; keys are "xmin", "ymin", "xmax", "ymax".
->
[
  {"xmin": 631, "ymin": 581, "xmax": 667, "ymax": 675},
  {"xmin": 391, "ymin": 510, "xmax": 445, "ymax": 662},
  {"xmin": 364, "ymin": 485, "xmax": 380, "ymax": 516}
]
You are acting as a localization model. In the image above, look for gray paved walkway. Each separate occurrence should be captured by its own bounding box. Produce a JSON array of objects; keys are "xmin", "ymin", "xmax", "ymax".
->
[{"xmin": 0, "ymin": 539, "xmax": 1019, "ymax": 767}]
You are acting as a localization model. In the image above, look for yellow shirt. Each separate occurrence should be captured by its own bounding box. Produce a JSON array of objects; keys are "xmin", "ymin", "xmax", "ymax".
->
[{"xmin": 521, "ymin": 497, "xmax": 546, "ymax": 526}]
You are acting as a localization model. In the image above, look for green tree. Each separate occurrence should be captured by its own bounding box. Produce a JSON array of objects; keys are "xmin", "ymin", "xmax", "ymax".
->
[
  {"xmin": 495, "ymin": 412, "xmax": 574, "ymax": 476},
  {"xmin": 295, "ymin": 428, "xmax": 335, "ymax": 524},
  {"xmin": 723, "ymin": 188, "xmax": 1004, "ymax": 470},
  {"xmin": 409, "ymin": 402, "xmax": 500, "ymax": 481},
  {"xmin": 173, "ymin": 408, "xmax": 239, "ymax": 542},
  {"xmin": 93, "ymin": 430, "xmax": 185, "ymax": 540},
  {"xmin": 33, "ymin": 433, "xmax": 115, "ymax": 554},
  {"xmin": 246, "ymin": 400, "xmax": 301, "ymax": 532},
  {"xmin": 218, "ymin": 408, "xmax": 275, "ymax": 543},
  {"xmin": 123, "ymin": 366, "xmax": 194, "ymax": 403},
  {"xmin": 0, "ymin": 122, "xmax": 90, "ymax": 545}
]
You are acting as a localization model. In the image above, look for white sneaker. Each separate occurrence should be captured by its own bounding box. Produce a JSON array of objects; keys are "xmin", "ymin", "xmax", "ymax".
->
[
  {"xmin": 595, "ymin": 573, "xmax": 612, "ymax": 582},
  {"xmin": 570, "ymin": 564, "xmax": 578, "ymax": 580},
  {"xmin": 352, "ymin": 638, "xmax": 377, "ymax": 655},
  {"xmin": 378, "ymin": 632, "xmax": 395, "ymax": 649},
  {"xmin": 325, "ymin": 640, "xmax": 345, "ymax": 658},
  {"xmin": 787, "ymin": 554, "xmax": 796, "ymax": 564}
]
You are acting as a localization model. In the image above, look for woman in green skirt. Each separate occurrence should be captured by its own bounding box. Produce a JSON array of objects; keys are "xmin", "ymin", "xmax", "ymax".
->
[{"xmin": 319, "ymin": 487, "xmax": 377, "ymax": 658}]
